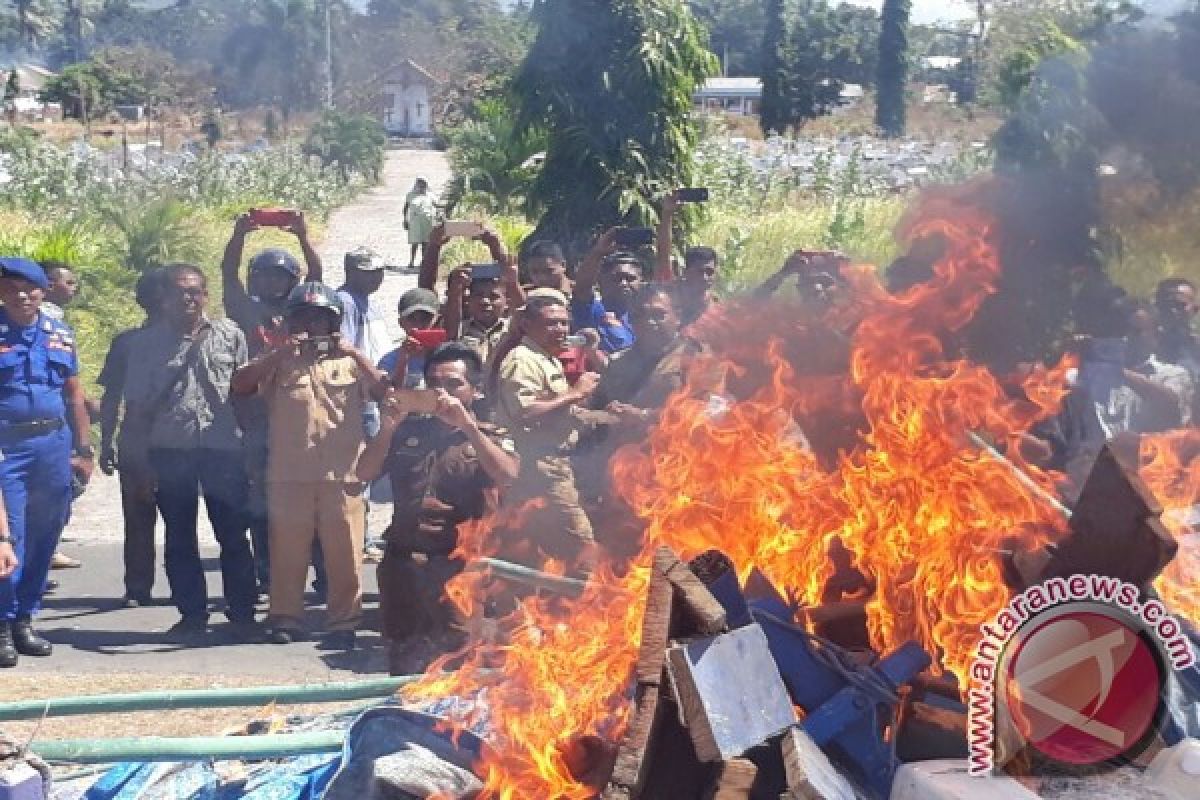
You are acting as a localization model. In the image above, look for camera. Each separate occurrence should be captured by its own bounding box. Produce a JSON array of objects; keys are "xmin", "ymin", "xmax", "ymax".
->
[
  {"xmin": 675, "ymin": 188, "xmax": 710, "ymax": 203},
  {"xmin": 303, "ymin": 336, "xmax": 335, "ymax": 355}
]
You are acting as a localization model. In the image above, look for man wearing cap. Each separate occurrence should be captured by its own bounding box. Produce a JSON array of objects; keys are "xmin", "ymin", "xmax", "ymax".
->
[
  {"xmin": 496, "ymin": 290, "xmax": 601, "ymax": 572},
  {"xmin": 0, "ymin": 256, "xmax": 93, "ymax": 666},
  {"xmin": 37, "ymin": 259, "xmax": 85, "ymax": 572},
  {"xmin": 222, "ymin": 211, "xmax": 323, "ymax": 596},
  {"xmin": 122, "ymin": 264, "xmax": 256, "ymax": 640},
  {"xmin": 444, "ymin": 266, "xmax": 511, "ymax": 368},
  {"xmin": 379, "ymin": 287, "xmax": 441, "ymax": 389},
  {"xmin": 232, "ymin": 282, "xmax": 385, "ymax": 650},
  {"xmin": 570, "ymin": 229, "xmax": 642, "ymax": 355}
]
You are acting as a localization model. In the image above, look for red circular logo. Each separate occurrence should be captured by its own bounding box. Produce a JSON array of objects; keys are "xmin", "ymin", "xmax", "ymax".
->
[{"xmin": 1001, "ymin": 608, "xmax": 1164, "ymax": 766}]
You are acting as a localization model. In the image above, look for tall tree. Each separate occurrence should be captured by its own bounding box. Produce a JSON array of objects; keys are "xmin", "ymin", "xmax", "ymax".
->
[
  {"xmin": 514, "ymin": 0, "xmax": 717, "ymax": 254},
  {"xmin": 875, "ymin": 0, "xmax": 910, "ymax": 137},
  {"xmin": 787, "ymin": 0, "xmax": 851, "ymax": 123},
  {"xmin": 759, "ymin": 0, "xmax": 791, "ymax": 134},
  {"xmin": 690, "ymin": 0, "xmax": 768, "ymax": 75},
  {"xmin": 63, "ymin": 0, "xmax": 84, "ymax": 61}
]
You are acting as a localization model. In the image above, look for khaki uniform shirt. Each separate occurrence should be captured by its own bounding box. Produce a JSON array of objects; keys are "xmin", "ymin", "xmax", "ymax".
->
[
  {"xmin": 460, "ymin": 317, "xmax": 509, "ymax": 367},
  {"xmin": 259, "ymin": 352, "xmax": 370, "ymax": 483},
  {"xmin": 497, "ymin": 339, "xmax": 579, "ymax": 458},
  {"xmin": 122, "ymin": 317, "xmax": 246, "ymax": 451}
]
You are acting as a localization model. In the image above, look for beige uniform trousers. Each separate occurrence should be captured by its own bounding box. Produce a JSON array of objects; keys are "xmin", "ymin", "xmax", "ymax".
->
[
  {"xmin": 500, "ymin": 454, "xmax": 594, "ymax": 566},
  {"xmin": 267, "ymin": 481, "xmax": 365, "ymax": 631}
]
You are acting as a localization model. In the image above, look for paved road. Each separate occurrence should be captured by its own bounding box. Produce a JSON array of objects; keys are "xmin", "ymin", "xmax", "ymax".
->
[{"xmin": 17, "ymin": 149, "xmax": 453, "ymax": 684}]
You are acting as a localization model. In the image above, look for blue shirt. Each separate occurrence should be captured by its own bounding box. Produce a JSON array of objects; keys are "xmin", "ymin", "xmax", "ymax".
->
[
  {"xmin": 570, "ymin": 295, "xmax": 634, "ymax": 354},
  {"xmin": 0, "ymin": 309, "xmax": 79, "ymax": 425},
  {"xmin": 378, "ymin": 348, "xmax": 425, "ymax": 389}
]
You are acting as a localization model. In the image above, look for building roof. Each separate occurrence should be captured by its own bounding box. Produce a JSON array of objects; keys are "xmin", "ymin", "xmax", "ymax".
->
[
  {"xmin": 0, "ymin": 65, "xmax": 56, "ymax": 94},
  {"xmin": 381, "ymin": 59, "xmax": 440, "ymax": 87},
  {"xmin": 696, "ymin": 76, "xmax": 763, "ymax": 98}
]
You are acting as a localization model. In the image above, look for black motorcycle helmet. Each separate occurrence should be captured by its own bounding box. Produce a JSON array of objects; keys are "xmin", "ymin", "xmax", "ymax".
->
[
  {"xmin": 249, "ymin": 248, "xmax": 302, "ymax": 279},
  {"xmin": 285, "ymin": 281, "xmax": 343, "ymax": 322}
]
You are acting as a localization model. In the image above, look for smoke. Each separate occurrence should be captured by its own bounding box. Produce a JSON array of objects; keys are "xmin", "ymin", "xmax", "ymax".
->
[{"xmin": 903, "ymin": 6, "xmax": 1200, "ymax": 370}]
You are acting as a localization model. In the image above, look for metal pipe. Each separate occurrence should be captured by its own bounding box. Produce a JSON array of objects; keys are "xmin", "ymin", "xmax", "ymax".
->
[
  {"xmin": 469, "ymin": 557, "xmax": 590, "ymax": 595},
  {"xmin": 31, "ymin": 731, "xmax": 346, "ymax": 764},
  {"xmin": 0, "ymin": 676, "xmax": 418, "ymax": 722},
  {"xmin": 966, "ymin": 431, "xmax": 1073, "ymax": 519}
]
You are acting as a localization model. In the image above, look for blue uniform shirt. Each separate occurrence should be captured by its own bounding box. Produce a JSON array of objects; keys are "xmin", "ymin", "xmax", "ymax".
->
[
  {"xmin": 570, "ymin": 295, "xmax": 635, "ymax": 354},
  {"xmin": 0, "ymin": 309, "xmax": 78, "ymax": 425}
]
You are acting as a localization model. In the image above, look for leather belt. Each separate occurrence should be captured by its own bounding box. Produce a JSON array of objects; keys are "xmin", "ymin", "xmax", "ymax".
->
[{"xmin": 0, "ymin": 418, "xmax": 64, "ymax": 444}]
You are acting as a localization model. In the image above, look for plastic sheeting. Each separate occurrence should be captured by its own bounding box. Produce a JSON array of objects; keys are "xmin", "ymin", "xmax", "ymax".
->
[
  {"xmin": 323, "ymin": 706, "xmax": 485, "ymax": 799},
  {"xmin": 52, "ymin": 699, "xmax": 487, "ymax": 800}
]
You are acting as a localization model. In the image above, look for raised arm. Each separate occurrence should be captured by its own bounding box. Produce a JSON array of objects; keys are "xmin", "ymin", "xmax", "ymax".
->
[
  {"xmin": 221, "ymin": 213, "xmax": 258, "ymax": 317},
  {"xmin": 418, "ymin": 224, "xmax": 448, "ymax": 290},
  {"xmin": 288, "ymin": 212, "xmax": 323, "ymax": 284},
  {"xmin": 575, "ymin": 227, "xmax": 623, "ymax": 301},
  {"xmin": 443, "ymin": 267, "xmax": 471, "ymax": 340}
]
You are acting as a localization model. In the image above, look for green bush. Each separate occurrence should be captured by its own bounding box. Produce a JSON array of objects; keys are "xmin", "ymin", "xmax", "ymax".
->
[{"xmin": 303, "ymin": 110, "xmax": 387, "ymax": 184}]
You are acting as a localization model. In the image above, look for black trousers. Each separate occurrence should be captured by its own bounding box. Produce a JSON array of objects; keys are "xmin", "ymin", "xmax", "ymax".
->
[{"xmin": 150, "ymin": 447, "xmax": 256, "ymax": 623}]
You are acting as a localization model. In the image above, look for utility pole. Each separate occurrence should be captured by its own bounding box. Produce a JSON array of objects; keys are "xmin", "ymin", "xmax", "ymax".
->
[{"xmin": 323, "ymin": 0, "xmax": 334, "ymax": 109}]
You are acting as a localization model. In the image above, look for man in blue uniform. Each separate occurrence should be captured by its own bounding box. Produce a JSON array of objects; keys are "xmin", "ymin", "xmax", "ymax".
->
[{"xmin": 0, "ymin": 256, "xmax": 93, "ymax": 667}]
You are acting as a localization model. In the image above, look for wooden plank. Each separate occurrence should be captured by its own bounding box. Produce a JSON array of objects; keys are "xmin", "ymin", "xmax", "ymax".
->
[
  {"xmin": 781, "ymin": 727, "xmax": 859, "ymax": 800},
  {"xmin": 704, "ymin": 758, "xmax": 758, "ymax": 800},
  {"xmin": 635, "ymin": 548, "xmax": 678, "ymax": 685},
  {"xmin": 603, "ymin": 682, "xmax": 663, "ymax": 797},
  {"xmin": 668, "ymin": 626, "xmax": 798, "ymax": 763},
  {"xmin": 662, "ymin": 554, "xmax": 728, "ymax": 635}
]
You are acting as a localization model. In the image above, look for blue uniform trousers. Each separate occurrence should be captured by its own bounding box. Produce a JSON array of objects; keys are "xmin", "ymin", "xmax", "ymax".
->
[{"xmin": 0, "ymin": 425, "xmax": 72, "ymax": 621}]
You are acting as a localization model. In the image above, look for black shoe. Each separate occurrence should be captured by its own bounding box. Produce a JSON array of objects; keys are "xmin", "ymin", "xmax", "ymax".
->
[
  {"xmin": 269, "ymin": 627, "xmax": 305, "ymax": 645},
  {"xmin": 318, "ymin": 630, "xmax": 356, "ymax": 651},
  {"xmin": 228, "ymin": 620, "xmax": 264, "ymax": 643},
  {"xmin": 166, "ymin": 615, "xmax": 208, "ymax": 641},
  {"xmin": 43, "ymin": 579, "xmax": 59, "ymax": 594},
  {"xmin": 0, "ymin": 623, "xmax": 17, "ymax": 668},
  {"xmin": 122, "ymin": 594, "xmax": 152, "ymax": 609},
  {"xmin": 12, "ymin": 618, "xmax": 52, "ymax": 657}
]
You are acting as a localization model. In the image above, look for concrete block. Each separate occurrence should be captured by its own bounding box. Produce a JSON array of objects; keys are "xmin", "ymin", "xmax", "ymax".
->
[
  {"xmin": 668, "ymin": 624, "xmax": 798, "ymax": 762},
  {"xmin": 889, "ymin": 760, "xmax": 1039, "ymax": 800}
]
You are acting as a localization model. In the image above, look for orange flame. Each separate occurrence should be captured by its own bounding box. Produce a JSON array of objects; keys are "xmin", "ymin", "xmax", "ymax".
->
[
  {"xmin": 405, "ymin": 182, "xmax": 1091, "ymax": 798},
  {"xmin": 616, "ymin": 186, "xmax": 1069, "ymax": 683},
  {"xmin": 1141, "ymin": 430, "xmax": 1200, "ymax": 623}
]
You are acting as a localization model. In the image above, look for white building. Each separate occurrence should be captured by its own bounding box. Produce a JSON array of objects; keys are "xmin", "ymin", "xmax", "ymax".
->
[
  {"xmin": 694, "ymin": 77, "xmax": 762, "ymax": 116},
  {"xmin": 694, "ymin": 77, "xmax": 865, "ymax": 117},
  {"xmin": 380, "ymin": 60, "xmax": 437, "ymax": 137}
]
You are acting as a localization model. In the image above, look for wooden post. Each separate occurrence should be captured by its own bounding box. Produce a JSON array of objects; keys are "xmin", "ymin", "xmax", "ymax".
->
[{"xmin": 704, "ymin": 758, "xmax": 757, "ymax": 799}]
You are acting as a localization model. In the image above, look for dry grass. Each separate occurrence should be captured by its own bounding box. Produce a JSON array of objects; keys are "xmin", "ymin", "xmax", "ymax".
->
[{"xmin": 0, "ymin": 673, "xmax": 370, "ymax": 743}]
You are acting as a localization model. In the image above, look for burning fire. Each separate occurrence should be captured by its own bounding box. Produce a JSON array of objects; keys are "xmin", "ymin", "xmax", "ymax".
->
[
  {"xmin": 1140, "ymin": 430, "xmax": 1200, "ymax": 625},
  {"xmin": 616, "ymin": 185, "xmax": 1071, "ymax": 683},
  {"xmin": 405, "ymin": 182, "xmax": 1200, "ymax": 798}
]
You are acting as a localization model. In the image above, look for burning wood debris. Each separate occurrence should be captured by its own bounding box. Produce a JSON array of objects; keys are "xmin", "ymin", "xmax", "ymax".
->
[{"xmin": 393, "ymin": 182, "xmax": 1200, "ymax": 800}]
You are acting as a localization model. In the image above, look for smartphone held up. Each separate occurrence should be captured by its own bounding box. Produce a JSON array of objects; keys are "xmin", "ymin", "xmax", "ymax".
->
[{"xmin": 249, "ymin": 208, "xmax": 300, "ymax": 227}]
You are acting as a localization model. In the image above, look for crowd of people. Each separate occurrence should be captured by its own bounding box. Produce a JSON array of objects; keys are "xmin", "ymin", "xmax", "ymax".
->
[{"xmin": 0, "ymin": 187, "xmax": 1197, "ymax": 674}]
